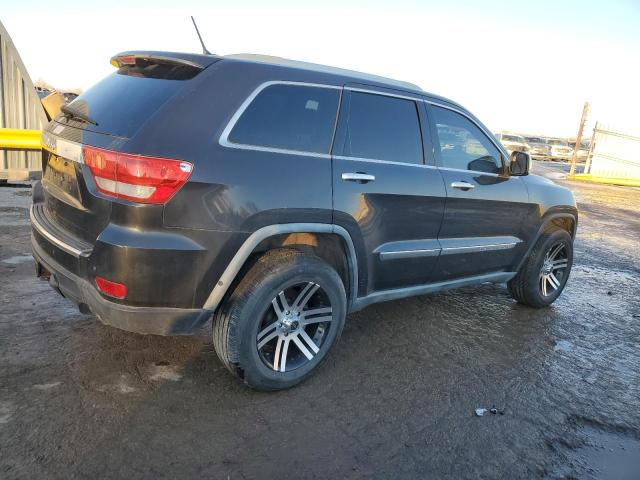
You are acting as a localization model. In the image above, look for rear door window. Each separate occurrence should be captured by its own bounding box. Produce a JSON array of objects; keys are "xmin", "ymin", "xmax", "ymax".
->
[
  {"xmin": 340, "ymin": 91, "xmax": 423, "ymax": 164},
  {"xmin": 432, "ymin": 106, "xmax": 504, "ymax": 174},
  {"xmin": 227, "ymin": 84, "xmax": 340, "ymax": 154}
]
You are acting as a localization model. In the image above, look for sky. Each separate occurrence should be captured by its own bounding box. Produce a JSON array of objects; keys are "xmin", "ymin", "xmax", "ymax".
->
[{"xmin": 3, "ymin": 0, "xmax": 640, "ymax": 137}]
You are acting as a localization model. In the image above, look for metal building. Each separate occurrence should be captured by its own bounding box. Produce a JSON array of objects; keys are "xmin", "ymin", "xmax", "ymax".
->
[
  {"xmin": 583, "ymin": 123, "xmax": 640, "ymax": 183},
  {"xmin": 0, "ymin": 20, "xmax": 47, "ymax": 174}
]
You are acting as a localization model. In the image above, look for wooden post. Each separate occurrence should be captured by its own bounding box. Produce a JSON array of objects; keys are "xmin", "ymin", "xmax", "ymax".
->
[
  {"xmin": 570, "ymin": 102, "xmax": 589, "ymax": 176},
  {"xmin": 583, "ymin": 121, "xmax": 598, "ymax": 174}
]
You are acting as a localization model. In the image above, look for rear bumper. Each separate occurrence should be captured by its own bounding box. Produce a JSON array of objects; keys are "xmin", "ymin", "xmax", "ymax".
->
[
  {"xmin": 32, "ymin": 237, "xmax": 210, "ymax": 335},
  {"xmin": 30, "ymin": 200, "xmax": 211, "ymax": 336}
]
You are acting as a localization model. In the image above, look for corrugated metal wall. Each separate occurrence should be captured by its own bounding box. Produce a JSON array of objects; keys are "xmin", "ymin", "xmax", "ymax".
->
[
  {"xmin": 0, "ymin": 20, "xmax": 47, "ymax": 172},
  {"xmin": 586, "ymin": 124, "xmax": 640, "ymax": 180}
]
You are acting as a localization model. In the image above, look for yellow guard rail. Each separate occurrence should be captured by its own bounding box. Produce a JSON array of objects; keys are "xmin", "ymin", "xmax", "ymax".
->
[{"xmin": 0, "ymin": 128, "xmax": 42, "ymax": 150}]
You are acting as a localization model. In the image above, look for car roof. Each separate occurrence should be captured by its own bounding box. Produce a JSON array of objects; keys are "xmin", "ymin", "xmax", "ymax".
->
[
  {"xmin": 223, "ymin": 53, "xmax": 423, "ymax": 92},
  {"xmin": 113, "ymin": 50, "xmax": 469, "ymax": 114}
]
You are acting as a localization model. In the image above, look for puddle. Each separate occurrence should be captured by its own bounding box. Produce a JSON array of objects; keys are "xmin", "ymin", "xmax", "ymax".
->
[
  {"xmin": 548, "ymin": 426, "xmax": 640, "ymax": 480},
  {"xmin": 2, "ymin": 254, "xmax": 33, "ymax": 265},
  {"xmin": 554, "ymin": 340, "xmax": 573, "ymax": 353}
]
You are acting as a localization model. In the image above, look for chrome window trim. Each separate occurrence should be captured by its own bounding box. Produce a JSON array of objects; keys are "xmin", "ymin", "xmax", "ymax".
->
[
  {"xmin": 218, "ymin": 80, "xmax": 513, "ymax": 177},
  {"xmin": 438, "ymin": 166, "xmax": 500, "ymax": 178},
  {"xmin": 333, "ymin": 155, "xmax": 437, "ymax": 169},
  {"xmin": 219, "ymin": 80, "xmax": 341, "ymax": 158},
  {"xmin": 344, "ymin": 86, "xmax": 423, "ymax": 102}
]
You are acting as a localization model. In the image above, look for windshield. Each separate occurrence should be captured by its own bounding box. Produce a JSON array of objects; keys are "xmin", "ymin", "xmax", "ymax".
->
[
  {"xmin": 547, "ymin": 139, "xmax": 568, "ymax": 146},
  {"xmin": 525, "ymin": 137, "xmax": 544, "ymax": 143},
  {"xmin": 502, "ymin": 134, "xmax": 524, "ymax": 143}
]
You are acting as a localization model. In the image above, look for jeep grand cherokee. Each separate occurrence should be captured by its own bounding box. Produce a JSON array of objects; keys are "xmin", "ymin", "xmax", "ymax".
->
[{"xmin": 31, "ymin": 51, "xmax": 578, "ymax": 390}]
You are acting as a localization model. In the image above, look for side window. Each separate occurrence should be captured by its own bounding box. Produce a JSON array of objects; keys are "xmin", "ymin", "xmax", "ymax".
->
[
  {"xmin": 228, "ymin": 84, "xmax": 340, "ymax": 154},
  {"xmin": 341, "ymin": 92, "xmax": 423, "ymax": 165},
  {"xmin": 432, "ymin": 106, "xmax": 503, "ymax": 174}
]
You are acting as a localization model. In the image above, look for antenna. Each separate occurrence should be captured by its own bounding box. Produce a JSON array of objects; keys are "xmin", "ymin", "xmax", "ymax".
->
[{"xmin": 191, "ymin": 16, "xmax": 212, "ymax": 55}]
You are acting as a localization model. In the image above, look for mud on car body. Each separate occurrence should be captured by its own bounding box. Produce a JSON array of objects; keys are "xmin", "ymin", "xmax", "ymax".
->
[{"xmin": 32, "ymin": 51, "xmax": 578, "ymax": 390}]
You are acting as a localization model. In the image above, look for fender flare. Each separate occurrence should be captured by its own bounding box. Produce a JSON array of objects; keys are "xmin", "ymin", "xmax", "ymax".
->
[
  {"xmin": 515, "ymin": 211, "xmax": 578, "ymax": 273},
  {"xmin": 202, "ymin": 223, "xmax": 359, "ymax": 312}
]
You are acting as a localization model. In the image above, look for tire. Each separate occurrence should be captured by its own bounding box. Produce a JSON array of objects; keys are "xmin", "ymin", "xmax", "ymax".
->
[
  {"xmin": 508, "ymin": 228, "xmax": 573, "ymax": 308},
  {"xmin": 212, "ymin": 248, "xmax": 346, "ymax": 390}
]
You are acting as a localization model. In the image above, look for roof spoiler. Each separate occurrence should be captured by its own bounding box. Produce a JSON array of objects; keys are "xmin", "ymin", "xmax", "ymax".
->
[{"xmin": 110, "ymin": 51, "xmax": 219, "ymax": 70}]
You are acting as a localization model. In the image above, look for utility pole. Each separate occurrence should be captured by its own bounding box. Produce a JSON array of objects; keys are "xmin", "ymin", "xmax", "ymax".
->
[{"xmin": 570, "ymin": 101, "xmax": 589, "ymax": 176}]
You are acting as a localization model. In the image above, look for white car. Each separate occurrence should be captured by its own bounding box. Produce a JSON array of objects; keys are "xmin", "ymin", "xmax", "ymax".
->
[
  {"xmin": 524, "ymin": 136, "xmax": 551, "ymax": 160},
  {"xmin": 495, "ymin": 133, "xmax": 530, "ymax": 155},
  {"xmin": 546, "ymin": 138, "xmax": 573, "ymax": 162}
]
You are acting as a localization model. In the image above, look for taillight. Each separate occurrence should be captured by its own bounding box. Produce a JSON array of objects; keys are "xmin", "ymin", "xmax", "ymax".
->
[
  {"xmin": 95, "ymin": 277, "xmax": 127, "ymax": 299},
  {"xmin": 83, "ymin": 146, "xmax": 193, "ymax": 204}
]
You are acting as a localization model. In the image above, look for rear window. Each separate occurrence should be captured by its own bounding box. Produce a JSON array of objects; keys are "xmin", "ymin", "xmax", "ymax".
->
[
  {"xmin": 228, "ymin": 84, "xmax": 340, "ymax": 154},
  {"xmin": 341, "ymin": 92, "xmax": 423, "ymax": 164},
  {"xmin": 56, "ymin": 70, "xmax": 188, "ymax": 138}
]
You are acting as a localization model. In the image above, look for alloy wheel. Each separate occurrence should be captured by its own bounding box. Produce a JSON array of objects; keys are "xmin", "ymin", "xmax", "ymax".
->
[
  {"xmin": 539, "ymin": 241, "xmax": 569, "ymax": 296},
  {"xmin": 257, "ymin": 282, "xmax": 333, "ymax": 372}
]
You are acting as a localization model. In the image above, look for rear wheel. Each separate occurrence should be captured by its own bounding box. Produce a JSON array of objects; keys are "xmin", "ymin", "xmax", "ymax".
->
[
  {"xmin": 508, "ymin": 229, "xmax": 573, "ymax": 308},
  {"xmin": 212, "ymin": 249, "xmax": 346, "ymax": 390}
]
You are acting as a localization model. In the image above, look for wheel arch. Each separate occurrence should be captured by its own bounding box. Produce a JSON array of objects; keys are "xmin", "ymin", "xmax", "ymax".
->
[
  {"xmin": 515, "ymin": 210, "xmax": 578, "ymax": 273},
  {"xmin": 202, "ymin": 224, "xmax": 359, "ymax": 313}
]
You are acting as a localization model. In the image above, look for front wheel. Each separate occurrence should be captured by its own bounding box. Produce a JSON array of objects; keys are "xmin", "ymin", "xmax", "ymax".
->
[
  {"xmin": 508, "ymin": 229, "xmax": 573, "ymax": 308},
  {"xmin": 212, "ymin": 249, "xmax": 346, "ymax": 390}
]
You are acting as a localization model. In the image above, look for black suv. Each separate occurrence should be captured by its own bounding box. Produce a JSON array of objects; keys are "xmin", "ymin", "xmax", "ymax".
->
[{"xmin": 31, "ymin": 51, "xmax": 577, "ymax": 390}]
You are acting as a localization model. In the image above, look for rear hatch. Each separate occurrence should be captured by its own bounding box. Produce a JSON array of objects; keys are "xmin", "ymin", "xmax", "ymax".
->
[{"xmin": 40, "ymin": 52, "xmax": 217, "ymax": 245}]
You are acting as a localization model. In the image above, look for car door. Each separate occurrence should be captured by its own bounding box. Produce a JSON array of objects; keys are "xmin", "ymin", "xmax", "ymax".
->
[
  {"xmin": 426, "ymin": 102, "xmax": 533, "ymax": 280},
  {"xmin": 332, "ymin": 87, "xmax": 446, "ymax": 294}
]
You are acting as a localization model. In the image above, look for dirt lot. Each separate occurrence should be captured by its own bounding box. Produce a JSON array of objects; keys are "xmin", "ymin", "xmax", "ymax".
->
[{"xmin": 1, "ymin": 162, "xmax": 639, "ymax": 479}]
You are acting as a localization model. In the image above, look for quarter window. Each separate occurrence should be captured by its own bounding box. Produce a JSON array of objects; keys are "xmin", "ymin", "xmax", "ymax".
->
[
  {"xmin": 228, "ymin": 84, "xmax": 340, "ymax": 154},
  {"xmin": 432, "ymin": 106, "xmax": 503, "ymax": 174},
  {"xmin": 341, "ymin": 92, "xmax": 423, "ymax": 165}
]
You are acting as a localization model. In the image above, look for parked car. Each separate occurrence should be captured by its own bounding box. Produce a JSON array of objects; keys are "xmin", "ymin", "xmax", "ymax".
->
[
  {"xmin": 546, "ymin": 138, "xmax": 573, "ymax": 162},
  {"xmin": 31, "ymin": 51, "xmax": 578, "ymax": 390},
  {"xmin": 524, "ymin": 136, "xmax": 551, "ymax": 160},
  {"xmin": 575, "ymin": 141, "xmax": 590, "ymax": 162},
  {"xmin": 495, "ymin": 133, "xmax": 530, "ymax": 155}
]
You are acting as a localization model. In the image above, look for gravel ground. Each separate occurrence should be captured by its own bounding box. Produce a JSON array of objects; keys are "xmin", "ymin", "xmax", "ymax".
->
[{"xmin": 1, "ymin": 162, "xmax": 639, "ymax": 479}]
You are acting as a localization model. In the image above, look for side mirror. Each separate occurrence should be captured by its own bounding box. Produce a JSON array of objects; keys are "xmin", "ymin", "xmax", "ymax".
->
[{"xmin": 510, "ymin": 151, "xmax": 530, "ymax": 176}]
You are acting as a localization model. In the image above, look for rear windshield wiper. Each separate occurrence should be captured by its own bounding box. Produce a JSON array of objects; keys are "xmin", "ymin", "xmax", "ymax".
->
[{"xmin": 61, "ymin": 104, "xmax": 99, "ymax": 126}]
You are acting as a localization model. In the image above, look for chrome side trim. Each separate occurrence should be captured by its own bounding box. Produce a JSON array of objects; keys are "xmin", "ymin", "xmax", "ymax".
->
[
  {"xmin": 379, "ymin": 248, "xmax": 440, "ymax": 261},
  {"xmin": 219, "ymin": 80, "xmax": 341, "ymax": 159},
  {"xmin": 439, "ymin": 236, "xmax": 522, "ymax": 255},
  {"xmin": 30, "ymin": 206, "xmax": 89, "ymax": 258},
  {"xmin": 441, "ymin": 243, "xmax": 517, "ymax": 255},
  {"xmin": 202, "ymin": 223, "xmax": 359, "ymax": 312},
  {"xmin": 374, "ymin": 238, "xmax": 442, "ymax": 261}
]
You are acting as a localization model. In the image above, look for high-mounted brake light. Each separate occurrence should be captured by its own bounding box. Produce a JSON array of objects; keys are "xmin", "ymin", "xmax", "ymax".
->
[
  {"xmin": 83, "ymin": 146, "xmax": 193, "ymax": 204},
  {"xmin": 95, "ymin": 277, "xmax": 127, "ymax": 299}
]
